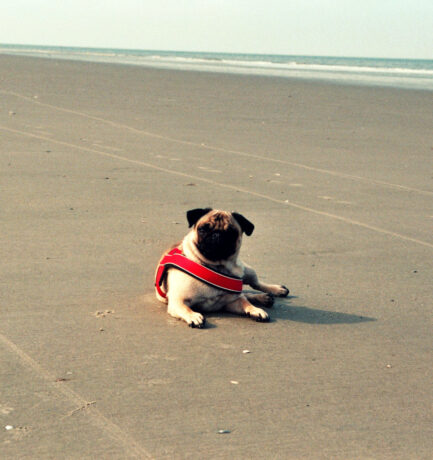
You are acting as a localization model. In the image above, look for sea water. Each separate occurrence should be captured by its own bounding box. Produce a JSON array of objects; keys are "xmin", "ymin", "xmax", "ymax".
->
[{"xmin": 1, "ymin": 44, "xmax": 433, "ymax": 91}]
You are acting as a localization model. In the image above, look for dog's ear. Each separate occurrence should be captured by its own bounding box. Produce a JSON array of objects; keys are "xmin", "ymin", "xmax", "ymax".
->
[
  {"xmin": 232, "ymin": 212, "xmax": 254, "ymax": 236},
  {"xmin": 186, "ymin": 208, "xmax": 212, "ymax": 227}
]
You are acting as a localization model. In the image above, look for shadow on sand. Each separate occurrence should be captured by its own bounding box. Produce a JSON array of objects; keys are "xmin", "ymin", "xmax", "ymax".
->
[
  {"xmin": 143, "ymin": 293, "xmax": 376, "ymax": 327},
  {"xmin": 268, "ymin": 296, "xmax": 376, "ymax": 325}
]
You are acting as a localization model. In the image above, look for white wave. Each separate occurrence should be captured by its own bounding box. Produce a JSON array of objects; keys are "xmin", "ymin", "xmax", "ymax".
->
[{"xmin": 138, "ymin": 55, "xmax": 433, "ymax": 77}]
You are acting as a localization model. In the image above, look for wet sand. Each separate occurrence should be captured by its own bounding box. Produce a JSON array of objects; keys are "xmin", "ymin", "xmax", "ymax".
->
[{"xmin": 1, "ymin": 54, "xmax": 432, "ymax": 459}]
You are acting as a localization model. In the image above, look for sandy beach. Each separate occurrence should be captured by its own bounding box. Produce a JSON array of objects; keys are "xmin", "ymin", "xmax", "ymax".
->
[{"xmin": 1, "ymin": 54, "xmax": 432, "ymax": 459}]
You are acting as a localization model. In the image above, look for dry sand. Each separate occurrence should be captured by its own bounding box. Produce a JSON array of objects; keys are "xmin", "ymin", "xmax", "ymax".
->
[{"xmin": 0, "ymin": 54, "xmax": 432, "ymax": 459}]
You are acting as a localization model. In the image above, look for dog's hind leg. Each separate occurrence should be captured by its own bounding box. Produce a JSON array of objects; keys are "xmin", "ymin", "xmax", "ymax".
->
[
  {"xmin": 224, "ymin": 295, "xmax": 269, "ymax": 322},
  {"xmin": 245, "ymin": 292, "xmax": 275, "ymax": 308}
]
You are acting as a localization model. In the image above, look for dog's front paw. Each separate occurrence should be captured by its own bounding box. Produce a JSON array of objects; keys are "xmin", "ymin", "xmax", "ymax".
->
[
  {"xmin": 247, "ymin": 306, "xmax": 269, "ymax": 322},
  {"xmin": 187, "ymin": 312, "xmax": 206, "ymax": 328},
  {"xmin": 274, "ymin": 285, "xmax": 289, "ymax": 297}
]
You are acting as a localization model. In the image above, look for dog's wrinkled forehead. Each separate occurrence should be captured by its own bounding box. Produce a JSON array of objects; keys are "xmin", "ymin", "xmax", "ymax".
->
[
  {"xmin": 199, "ymin": 210, "xmax": 236, "ymax": 230},
  {"xmin": 186, "ymin": 208, "xmax": 254, "ymax": 236}
]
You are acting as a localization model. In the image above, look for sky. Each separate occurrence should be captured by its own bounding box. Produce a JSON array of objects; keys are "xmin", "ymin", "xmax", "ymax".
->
[{"xmin": 1, "ymin": 0, "xmax": 432, "ymax": 59}]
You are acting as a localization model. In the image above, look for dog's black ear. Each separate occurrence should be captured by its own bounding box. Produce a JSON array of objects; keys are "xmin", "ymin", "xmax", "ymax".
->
[
  {"xmin": 186, "ymin": 208, "xmax": 212, "ymax": 227},
  {"xmin": 232, "ymin": 212, "xmax": 254, "ymax": 236}
]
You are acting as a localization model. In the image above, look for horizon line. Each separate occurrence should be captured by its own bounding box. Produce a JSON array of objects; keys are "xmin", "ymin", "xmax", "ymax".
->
[{"xmin": 1, "ymin": 42, "xmax": 432, "ymax": 62}]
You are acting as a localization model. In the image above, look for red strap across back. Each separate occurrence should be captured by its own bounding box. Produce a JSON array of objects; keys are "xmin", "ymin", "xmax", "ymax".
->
[{"xmin": 155, "ymin": 247, "xmax": 243, "ymax": 299}]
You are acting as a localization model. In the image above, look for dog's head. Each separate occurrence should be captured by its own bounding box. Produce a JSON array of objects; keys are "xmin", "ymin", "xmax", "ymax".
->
[{"xmin": 186, "ymin": 208, "xmax": 254, "ymax": 262}]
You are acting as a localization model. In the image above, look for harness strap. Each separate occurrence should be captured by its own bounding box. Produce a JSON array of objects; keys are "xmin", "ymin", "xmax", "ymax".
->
[{"xmin": 155, "ymin": 247, "xmax": 243, "ymax": 299}]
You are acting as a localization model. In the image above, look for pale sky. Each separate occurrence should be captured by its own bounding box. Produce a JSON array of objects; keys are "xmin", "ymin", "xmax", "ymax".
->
[{"xmin": 1, "ymin": 0, "xmax": 432, "ymax": 59}]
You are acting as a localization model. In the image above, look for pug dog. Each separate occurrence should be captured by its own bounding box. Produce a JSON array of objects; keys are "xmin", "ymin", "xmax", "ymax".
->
[{"xmin": 155, "ymin": 208, "xmax": 289, "ymax": 328}]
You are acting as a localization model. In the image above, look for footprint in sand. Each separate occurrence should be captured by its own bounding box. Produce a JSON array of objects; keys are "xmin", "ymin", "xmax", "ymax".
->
[
  {"xmin": 318, "ymin": 195, "xmax": 353, "ymax": 205},
  {"xmin": 0, "ymin": 404, "xmax": 14, "ymax": 415},
  {"xmin": 197, "ymin": 166, "xmax": 222, "ymax": 173}
]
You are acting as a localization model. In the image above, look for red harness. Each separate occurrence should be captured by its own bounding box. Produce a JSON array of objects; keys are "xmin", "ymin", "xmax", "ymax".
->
[{"xmin": 155, "ymin": 247, "xmax": 243, "ymax": 299}]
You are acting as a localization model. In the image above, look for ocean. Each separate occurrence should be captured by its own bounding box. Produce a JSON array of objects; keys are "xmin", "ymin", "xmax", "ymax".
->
[{"xmin": 1, "ymin": 44, "xmax": 433, "ymax": 91}]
